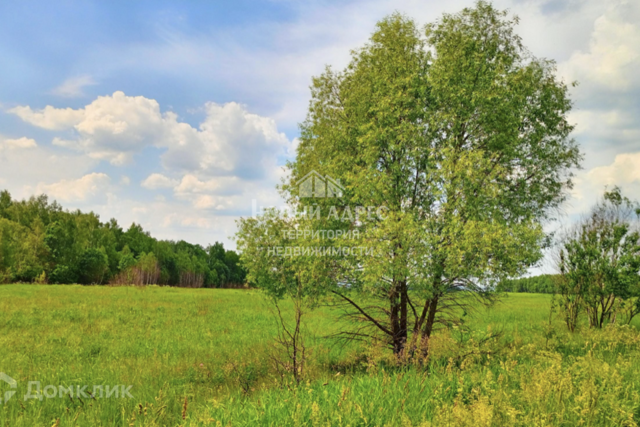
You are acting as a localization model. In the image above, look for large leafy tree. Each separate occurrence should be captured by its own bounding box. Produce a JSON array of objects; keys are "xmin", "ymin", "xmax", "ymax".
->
[{"xmin": 279, "ymin": 3, "xmax": 580, "ymax": 355}]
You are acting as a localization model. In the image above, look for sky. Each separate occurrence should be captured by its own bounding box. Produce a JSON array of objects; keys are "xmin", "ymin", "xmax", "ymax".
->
[{"xmin": 0, "ymin": 0, "xmax": 639, "ymax": 273}]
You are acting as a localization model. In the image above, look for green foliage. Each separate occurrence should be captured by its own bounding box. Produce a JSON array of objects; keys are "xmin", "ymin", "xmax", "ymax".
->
[
  {"xmin": 118, "ymin": 245, "xmax": 136, "ymax": 271},
  {"xmin": 497, "ymin": 275, "xmax": 557, "ymax": 293},
  {"xmin": 557, "ymin": 187, "xmax": 640, "ymax": 329},
  {"xmin": 248, "ymin": 2, "xmax": 582, "ymax": 355},
  {"xmin": 49, "ymin": 264, "xmax": 77, "ymax": 284},
  {"xmin": 78, "ymin": 248, "xmax": 109, "ymax": 284},
  {"xmin": 0, "ymin": 190, "xmax": 245, "ymax": 286},
  {"xmin": 237, "ymin": 209, "xmax": 335, "ymax": 302}
]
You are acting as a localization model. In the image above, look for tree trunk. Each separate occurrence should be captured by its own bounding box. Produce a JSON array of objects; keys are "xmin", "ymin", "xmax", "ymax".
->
[
  {"xmin": 389, "ymin": 281, "xmax": 403, "ymax": 354},
  {"xmin": 422, "ymin": 295, "xmax": 439, "ymax": 339},
  {"xmin": 399, "ymin": 280, "xmax": 408, "ymax": 352}
]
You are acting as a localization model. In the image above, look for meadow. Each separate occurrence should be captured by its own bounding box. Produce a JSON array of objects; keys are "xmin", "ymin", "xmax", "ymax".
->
[{"xmin": 1, "ymin": 285, "xmax": 639, "ymax": 426}]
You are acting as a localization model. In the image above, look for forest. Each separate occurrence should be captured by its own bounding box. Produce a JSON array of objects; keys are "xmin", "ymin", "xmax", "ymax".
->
[
  {"xmin": 0, "ymin": 190, "xmax": 245, "ymax": 287},
  {"xmin": 497, "ymin": 274, "xmax": 556, "ymax": 294}
]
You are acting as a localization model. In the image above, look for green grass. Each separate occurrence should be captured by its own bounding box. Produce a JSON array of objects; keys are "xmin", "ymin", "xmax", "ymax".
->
[
  {"xmin": 1, "ymin": 286, "xmax": 639, "ymax": 426},
  {"xmin": 0, "ymin": 285, "xmax": 347, "ymax": 426}
]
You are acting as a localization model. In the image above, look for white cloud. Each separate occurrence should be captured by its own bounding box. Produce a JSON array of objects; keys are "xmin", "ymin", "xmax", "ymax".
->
[
  {"xmin": 587, "ymin": 152, "xmax": 640, "ymax": 186},
  {"xmin": 141, "ymin": 173, "xmax": 177, "ymax": 189},
  {"xmin": 551, "ymin": 0, "xmax": 640, "ymax": 173},
  {"xmin": 559, "ymin": 0, "xmax": 640, "ymax": 92},
  {"xmin": 5, "ymin": 92, "xmax": 290, "ymax": 224},
  {"xmin": 51, "ymin": 75, "xmax": 97, "ymax": 98},
  {"xmin": 161, "ymin": 101, "xmax": 290, "ymax": 179},
  {"xmin": 162, "ymin": 213, "xmax": 211, "ymax": 229},
  {"xmin": 0, "ymin": 137, "xmax": 37, "ymax": 150},
  {"xmin": 11, "ymin": 92, "xmax": 292, "ymax": 176},
  {"xmin": 11, "ymin": 92, "xmax": 175, "ymax": 164},
  {"xmin": 565, "ymin": 151, "xmax": 640, "ymax": 216},
  {"xmin": 0, "ymin": 142, "xmax": 96, "ymax": 201},
  {"xmin": 9, "ymin": 105, "xmax": 85, "ymax": 130},
  {"xmin": 35, "ymin": 173, "xmax": 111, "ymax": 202},
  {"xmin": 172, "ymin": 174, "xmax": 247, "ymax": 210},
  {"xmin": 174, "ymin": 174, "xmax": 219, "ymax": 194}
]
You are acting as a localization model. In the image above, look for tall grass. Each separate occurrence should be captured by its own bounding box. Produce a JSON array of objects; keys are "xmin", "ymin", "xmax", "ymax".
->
[
  {"xmin": 0, "ymin": 286, "xmax": 638, "ymax": 426},
  {"xmin": 198, "ymin": 324, "xmax": 640, "ymax": 426},
  {"xmin": 0, "ymin": 285, "xmax": 347, "ymax": 426}
]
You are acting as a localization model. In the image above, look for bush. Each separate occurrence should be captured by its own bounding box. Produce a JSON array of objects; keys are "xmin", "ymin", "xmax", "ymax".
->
[
  {"xmin": 78, "ymin": 248, "xmax": 109, "ymax": 284},
  {"xmin": 49, "ymin": 265, "xmax": 77, "ymax": 284}
]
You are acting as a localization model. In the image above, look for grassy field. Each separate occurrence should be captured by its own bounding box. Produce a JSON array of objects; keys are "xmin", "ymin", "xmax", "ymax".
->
[{"xmin": 1, "ymin": 286, "xmax": 639, "ymax": 426}]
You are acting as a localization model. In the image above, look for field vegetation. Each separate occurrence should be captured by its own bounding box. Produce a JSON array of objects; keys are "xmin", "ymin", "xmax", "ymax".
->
[
  {"xmin": 1, "ymin": 286, "xmax": 639, "ymax": 426},
  {"xmin": 2, "ymin": 2, "xmax": 640, "ymax": 427}
]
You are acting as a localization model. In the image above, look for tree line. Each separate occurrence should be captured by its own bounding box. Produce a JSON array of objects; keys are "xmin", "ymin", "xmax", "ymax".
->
[
  {"xmin": 497, "ymin": 275, "xmax": 557, "ymax": 294},
  {"xmin": 0, "ymin": 190, "xmax": 245, "ymax": 287}
]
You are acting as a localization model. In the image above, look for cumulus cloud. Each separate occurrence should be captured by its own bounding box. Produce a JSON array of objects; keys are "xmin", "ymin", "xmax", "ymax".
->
[
  {"xmin": 34, "ymin": 172, "xmax": 111, "ymax": 202},
  {"xmin": 174, "ymin": 174, "xmax": 219, "ymax": 194},
  {"xmin": 0, "ymin": 146, "xmax": 96, "ymax": 199},
  {"xmin": 587, "ymin": 152, "xmax": 640, "ymax": 187},
  {"xmin": 141, "ymin": 173, "xmax": 177, "ymax": 189},
  {"xmin": 11, "ymin": 91, "xmax": 292, "ymax": 176},
  {"xmin": 163, "ymin": 213, "xmax": 211, "ymax": 228},
  {"xmin": 9, "ymin": 105, "xmax": 85, "ymax": 130},
  {"xmin": 5, "ymin": 92, "xmax": 290, "ymax": 220},
  {"xmin": 51, "ymin": 75, "xmax": 97, "ymax": 98},
  {"xmin": 553, "ymin": 0, "xmax": 640, "ymax": 172},
  {"xmin": 0, "ymin": 137, "xmax": 37, "ymax": 150},
  {"xmin": 564, "ymin": 151, "xmax": 640, "ymax": 217},
  {"xmin": 171, "ymin": 174, "xmax": 248, "ymax": 210},
  {"xmin": 559, "ymin": 0, "xmax": 640, "ymax": 92},
  {"xmin": 161, "ymin": 101, "xmax": 290, "ymax": 179}
]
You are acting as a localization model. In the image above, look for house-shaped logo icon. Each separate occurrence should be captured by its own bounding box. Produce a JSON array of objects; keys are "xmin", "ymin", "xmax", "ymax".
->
[
  {"xmin": 297, "ymin": 170, "xmax": 343, "ymax": 198},
  {"xmin": 0, "ymin": 372, "xmax": 17, "ymax": 405}
]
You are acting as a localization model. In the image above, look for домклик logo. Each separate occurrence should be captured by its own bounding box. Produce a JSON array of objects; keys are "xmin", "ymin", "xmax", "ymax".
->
[{"xmin": 0, "ymin": 373, "xmax": 17, "ymax": 405}]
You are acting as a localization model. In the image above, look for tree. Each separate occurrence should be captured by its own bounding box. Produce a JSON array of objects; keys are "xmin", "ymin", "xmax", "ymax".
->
[
  {"xmin": 118, "ymin": 245, "xmax": 137, "ymax": 272},
  {"xmin": 557, "ymin": 187, "xmax": 640, "ymax": 328},
  {"xmin": 77, "ymin": 248, "xmax": 109, "ymax": 285},
  {"xmin": 121, "ymin": 223, "xmax": 154, "ymax": 256},
  {"xmin": 137, "ymin": 252, "xmax": 160, "ymax": 285},
  {"xmin": 11, "ymin": 217, "xmax": 49, "ymax": 282},
  {"xmin": 224, "ymin": 250, "xmax": 246, "ymax": 285},
  {"xmin": 0, "ymin": 190, "xmax": 12, "ymax": 219},
  {"xmin": 279, "ymin": 3, "xmax": 579, "ymax": 356},
  {"xmin": 237, "ymin": 209, "xmax": 336, "ymax": 383},
  {"xmin": 49, "ymin": 265, "xmax": 77, "ymax": 285}
]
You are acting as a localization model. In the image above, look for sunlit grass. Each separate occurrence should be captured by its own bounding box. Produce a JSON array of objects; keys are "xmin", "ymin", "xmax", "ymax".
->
[
  {"xmin": 0, "ymin": 285, "xmax": 346, "ymax": 426},
  {"xmin": 1, "ymin": 286, "xmax": 639, "ymax": 426}
]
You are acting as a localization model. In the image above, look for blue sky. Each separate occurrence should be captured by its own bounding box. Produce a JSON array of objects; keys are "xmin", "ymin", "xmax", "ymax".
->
[{"xmin": 1, "ymin": 0, "xmax": 639, "ymax": 273}]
